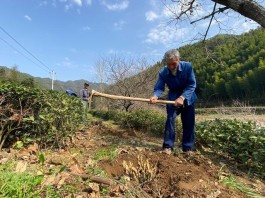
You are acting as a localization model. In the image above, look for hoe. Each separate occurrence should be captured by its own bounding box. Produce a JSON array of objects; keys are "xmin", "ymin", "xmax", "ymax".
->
[{"xmin": 88, "ymin": 89, "xmax": 175, "ymax": 110}]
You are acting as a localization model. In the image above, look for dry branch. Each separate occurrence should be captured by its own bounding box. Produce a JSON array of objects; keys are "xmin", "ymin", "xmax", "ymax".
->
[{"xmin": 69, "ymin": 173, "xmax": 114, "ymax": 185}]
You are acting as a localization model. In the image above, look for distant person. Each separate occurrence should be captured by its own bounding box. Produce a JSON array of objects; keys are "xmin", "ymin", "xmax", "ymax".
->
[
  {"xmin": 150, "ymin": 49, "xmax": 197, "ymax": 155},
  {"xmin": 66, "ymin": 89, "xmax": 77, "ymax": 97},
  {"xmin": 80, "ymin": 82, "xmax": 91, "ymax": 119}
]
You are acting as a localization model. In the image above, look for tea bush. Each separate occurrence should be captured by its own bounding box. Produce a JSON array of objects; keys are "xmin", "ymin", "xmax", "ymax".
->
[
  {"xmin": 91, "ymin": 109, "xmax": 265, "ymax": 179},
  {"xmin": 196, "ymin": 119, "xmax": 265, "ymax": 178},
  {"xmin": 0, "ymin": 82, "xmax": 84, "ymax": 149},
  {"xmin": 91, "ymin": 109, "xmax": 167, "ymax": 136}
]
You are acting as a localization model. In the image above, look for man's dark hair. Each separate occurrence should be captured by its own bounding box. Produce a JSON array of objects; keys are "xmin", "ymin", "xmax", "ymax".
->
[{"xmin": 84, "ymin": 82, "xmax": 89, "ymax": 86}]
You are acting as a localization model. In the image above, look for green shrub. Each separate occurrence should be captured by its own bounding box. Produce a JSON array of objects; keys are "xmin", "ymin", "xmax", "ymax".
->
[
  {"xmin": 0, "ymin": 82, "xmax": 84, "ymax": 149},
  {"xmin": 196, "ymin": 119, "xmax": 265, "ymax": 178},
  {"xmin": 0, "ymin": 161, "xmax": 43, "ymax": 197},
  {"xmin": 91, "ymin": 109, "xmax": 166, "ymax": 136}
]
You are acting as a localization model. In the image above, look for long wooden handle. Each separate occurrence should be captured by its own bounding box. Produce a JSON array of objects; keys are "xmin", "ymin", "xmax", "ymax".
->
[{"xmin": 91, "ymin": 90, "xmax": 175, "ymax": 104}]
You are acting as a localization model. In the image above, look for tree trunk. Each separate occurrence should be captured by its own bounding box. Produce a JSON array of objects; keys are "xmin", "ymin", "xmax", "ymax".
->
[{"xmin": 213, "ymin": 0, "xmax": 265, "ymax": 28}]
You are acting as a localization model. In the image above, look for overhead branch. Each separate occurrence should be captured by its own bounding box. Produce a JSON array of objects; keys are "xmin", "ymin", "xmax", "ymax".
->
[
  {"xmin": 191, "ymin": 6, "xmax": 229, "ymax": 24},
  {"xmin": 165, "ymin": 0, "xmax": 197, "ymax": 21},
  {"xmin": 203, "ymin": 3, "xmax": 217, "ymax": 41},
  {"xmin": 212, "ymin": 0, "xmax": 265, "ymax": 28}
]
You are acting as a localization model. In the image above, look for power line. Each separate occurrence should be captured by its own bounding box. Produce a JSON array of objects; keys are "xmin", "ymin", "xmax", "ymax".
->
[
  {"xmin": 0, "ymin": 36, "xmax": 50, "ymax": 73},
  {"xmin": 0, "ymin": 26, "xmax": 52, "ymax": 72}
]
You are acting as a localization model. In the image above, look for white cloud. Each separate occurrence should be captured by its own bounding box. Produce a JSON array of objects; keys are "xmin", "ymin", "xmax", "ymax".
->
[
  {"xmin": 82, "ymin": 26, "xmax": 91, "ymax": 31},
  {"xmin": 145, "ymin": 11, "xmax": 158, "ymax": 21},
  {"xmin": 72, "ymin": 0, "xmax": 82, "ymax": 6},
  {"xmin": 57, "ymin": 57, "xmax": 77, "ymax": 69},
  {"xmin": 113, "ymin": 20, "xmax": 126, "ymax": 30},
  {"xmin": 86, "ymin": 0, "xmax": 92, "ymax": 5},
  {"xmin": 24, "ymin": 15, "xmax": 32, "ymax": 21},
  {"xmin": 39, "ymin": 1, "xmax": 48, "ymax": 6},
  {"xmin": 101, "ymin": 0, "xmax": 129, "ymax": 11},
  {"xmin": 41, "ymin": 0, "xmax": 91, "ymax": 10},
  {"xmin": 64, "ymin": 4, "xmax": 71, "ymax": 11},
  {"xmin": 231, "ymin": 18, "xmax": 260, "ymax": 34},
  {"xmin": 145, "ymin": 24, "xmax": 188, "ymax": 45}
]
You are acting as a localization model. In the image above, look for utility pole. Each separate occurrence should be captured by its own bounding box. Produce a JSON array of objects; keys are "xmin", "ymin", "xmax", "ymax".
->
[{"xmin": 50, "ymin": 70, "xmax": 56, "ymax": 90}]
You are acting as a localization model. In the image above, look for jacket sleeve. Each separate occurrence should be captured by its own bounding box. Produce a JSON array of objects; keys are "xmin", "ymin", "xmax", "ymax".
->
[
  {"xmin": 182, "ymin": 63, "xmax": 196, "ymax": 100},
  {"xmin": 154, "ymin": 72, "xmax": 166, "ymax": 98}
]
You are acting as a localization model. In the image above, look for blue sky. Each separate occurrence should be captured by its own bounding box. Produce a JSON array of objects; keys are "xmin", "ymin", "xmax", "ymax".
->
[{"xmin": 0, "ymin": 0, "xmax": 263, "ymax": 82}]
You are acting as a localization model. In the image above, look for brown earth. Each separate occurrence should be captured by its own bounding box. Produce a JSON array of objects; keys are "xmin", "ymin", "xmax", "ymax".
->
[{"xmin": 1, "ymin": 120, "xmax": 265, "ymax": 198}]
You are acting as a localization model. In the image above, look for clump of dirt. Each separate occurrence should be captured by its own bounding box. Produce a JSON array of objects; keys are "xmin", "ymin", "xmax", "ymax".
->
[
  {"xmin": 2, "ymin": 120, "xmax": 265, "ymax": 198},
  {"xmin": 90, "ymin": 122, "xmax": 264, "ymax": 198},
  {"xmin": 99, "ymin": 149, "xmax": 249, "ymax": 198}
]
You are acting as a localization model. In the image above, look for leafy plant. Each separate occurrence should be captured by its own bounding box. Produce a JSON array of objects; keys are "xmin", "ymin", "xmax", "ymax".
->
[
  {"xmin": 93, "ymin": 144, "xmax": 118, "ymax": 161},
  {"xmin": 0, "ymin": 82, "xmax": 84, "ymax": 150},
  {"xmin": 221, "ymin": 176, "xmax": 265, "ymax": 198},
  {"xmin": 196, "ymin": 119, "xmax": 265, "ymax": 178},
  {"xmin": 0, "ymin": 161, "xmax": 43, "ymax": 197}
]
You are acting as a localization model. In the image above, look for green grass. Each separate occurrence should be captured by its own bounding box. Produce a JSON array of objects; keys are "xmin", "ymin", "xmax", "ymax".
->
[
  {"xmin": 0, "ymin": 170, "xmax": 43, "ymax": 198},
  {"xmin": 221, "ymin": 176, "xmax": 265, "ymax": 198},
  {"xmin": 93, "ymin": 144, "xmax": 118, "ymax": 161}
]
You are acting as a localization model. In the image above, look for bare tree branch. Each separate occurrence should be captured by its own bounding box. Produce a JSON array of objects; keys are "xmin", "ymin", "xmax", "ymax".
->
[
  {"xmin": 203, "ymin": 3, "xmax": 217, "ymax": 41},
  {"xmin": 212, "ymin": 0, "xmax": 265, "ymax": 28},
  {"xmin": 190, "ymin": 6, "xmax": 229, "ymax": 24}
]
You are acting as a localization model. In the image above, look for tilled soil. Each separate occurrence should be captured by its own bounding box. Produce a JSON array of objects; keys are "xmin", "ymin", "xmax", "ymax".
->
[{"xmin": 2, "ymin": 120, "xmax": 265, "ymax": 198}]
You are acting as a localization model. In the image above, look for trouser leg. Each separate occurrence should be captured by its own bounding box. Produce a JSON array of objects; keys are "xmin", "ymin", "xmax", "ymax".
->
[
  {"xmin": 82, "ymin": 101, "xmax": 88, "ymax": 119},
  {"xmin": 181, "ymin": 103, "xmax": 195, "ymax": 152},
  {"xmin": 163, "ymin": 105, "xmax": 177, "ymax": 150}
]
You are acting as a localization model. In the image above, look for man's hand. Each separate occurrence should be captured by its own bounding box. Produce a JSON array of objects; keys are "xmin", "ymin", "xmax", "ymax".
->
[
  {"xmin": 175, "ymin": 96, "xmax": 184, "ymax": 107},
  {"xmin": 150, "ymin": 96, "xmax": 158, "ymax": 104}
]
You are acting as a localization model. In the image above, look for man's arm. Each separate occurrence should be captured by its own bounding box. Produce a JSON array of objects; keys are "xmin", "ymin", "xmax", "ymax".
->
[
  {"xmin": 150, "ymin": 72, "xmax": 166, "ymax": 104},
  {"xmin": 182, "ymin": 63, "xmax": 196, "ymax": 100}
]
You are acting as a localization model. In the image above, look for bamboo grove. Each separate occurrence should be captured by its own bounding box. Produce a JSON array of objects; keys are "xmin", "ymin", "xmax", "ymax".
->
[{"xmin": 179, "ymin": 28, "xmax": 265, "ymax": 106}]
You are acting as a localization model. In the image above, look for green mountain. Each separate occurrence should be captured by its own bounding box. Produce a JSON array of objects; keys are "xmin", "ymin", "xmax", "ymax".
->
[
  {"xmin": 177, "ymin": 28, "xmax": 265, "ymax": 105},
  {"xmin": 0, "ymin": 66, "xmax": 105, "ymax": 96},
  {"xmin": 2, "ymin": 28, "xmax": 265, "ymax": 107},
  {"xmin": 104, "ymin": 28, "xmax": 265, "ymax": 108}
]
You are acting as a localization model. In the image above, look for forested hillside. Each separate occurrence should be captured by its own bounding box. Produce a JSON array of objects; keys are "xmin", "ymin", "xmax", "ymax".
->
[
  {"xmin": 102, "ymin": 28, "xmax": 265, "ymax": 110},
  {"xmin": 179, "ymin": 28, "xmax": 265, "ymax": 106},
  {"xmin": 0, "ymin": 66, "xmax": 104, "ymax": 95},
  {"xmin": 1, "ymin": 28, "xmax": 265, "ymax": 107}
]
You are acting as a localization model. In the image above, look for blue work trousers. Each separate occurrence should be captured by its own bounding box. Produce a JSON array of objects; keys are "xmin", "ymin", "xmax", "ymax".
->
[{"xmin": 163, "ymin": 103, "xmax": 195, "ymax": 152}]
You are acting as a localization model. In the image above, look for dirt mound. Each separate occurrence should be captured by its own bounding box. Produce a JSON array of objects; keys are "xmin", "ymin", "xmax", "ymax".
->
[
  {"xmin": 99, "ymin": 148, "xmax": 248, "ymax": 198},
  {"xmin": 88, "ymin": 122, "xmax": 262, "ymax": 198},
  {"xmin": 3, "ymin": 121, "xmax": 264, "ymax": 197}
]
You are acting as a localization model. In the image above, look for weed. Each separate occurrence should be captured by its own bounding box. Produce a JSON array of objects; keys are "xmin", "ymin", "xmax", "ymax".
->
[
  {"xmin": 123, "ymin": 155, "xmax": 157, "ymax": 184},
  {"xmin": 93, "ymin": 144, "xmax": 118, "ymax": 161},
  {"xmin": 45, "ymin": 186, "xmax": 60, "ymax": 198},
  {"xmin": 0, "ymin": 171, "xmax": 43, "ymax": 197},
  {"xmin": 221, "ymin": 176, "xmax": 265, "ymax": 198},
  {"xmin": 86, "ymin": 166, "xmax": 108, "ymax": 178}
]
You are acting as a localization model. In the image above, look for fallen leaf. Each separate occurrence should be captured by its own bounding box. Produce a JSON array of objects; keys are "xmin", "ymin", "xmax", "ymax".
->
[
  {"xmin": 69, "ymin": 157, "xmax": 85, "ymax": 174},
  {"xmin": 88, "ymin": 183, "xmax": 100, "ymax": 198},
  {"xmin": 15, "ymin": 161, "xmax": 27, "ymax": 173},
  {"xmin": 41, "ymin": 174, "xmax": 56, "ymax": 186},
  {"xmin": 27, "ymin": 143, "xmax": 39, "ymax": 154},
  {"xmin": 57, "ymin": 172, "xmax": 70, "ymax": 188},
  {"xmin": 0, "ymin": 157, "xmax": 8, "ymax": 164},
  {"xmin": 16, "ymin": 148, "xmax": 30, "ymax": 158}
]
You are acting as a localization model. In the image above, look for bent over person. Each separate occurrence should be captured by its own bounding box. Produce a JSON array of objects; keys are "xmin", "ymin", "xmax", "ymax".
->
[{"xmin": 150, "ymin": 49, "xmax": 197, "ymax": 154}]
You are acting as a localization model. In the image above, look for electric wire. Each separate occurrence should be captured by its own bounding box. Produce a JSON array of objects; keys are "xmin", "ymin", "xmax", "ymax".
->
[
  {"xmin": 0, "ymin": 36, "xmax": 50, "ymax": 73},
  {"xmin": 0, "ymin": 26, "xmax": 52, "ymax": 72}
]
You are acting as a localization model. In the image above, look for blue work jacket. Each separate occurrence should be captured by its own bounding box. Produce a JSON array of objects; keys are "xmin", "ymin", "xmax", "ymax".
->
[{"xmin": 154, "ymin": 61, "xmax": 197, "ymax": 106}]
